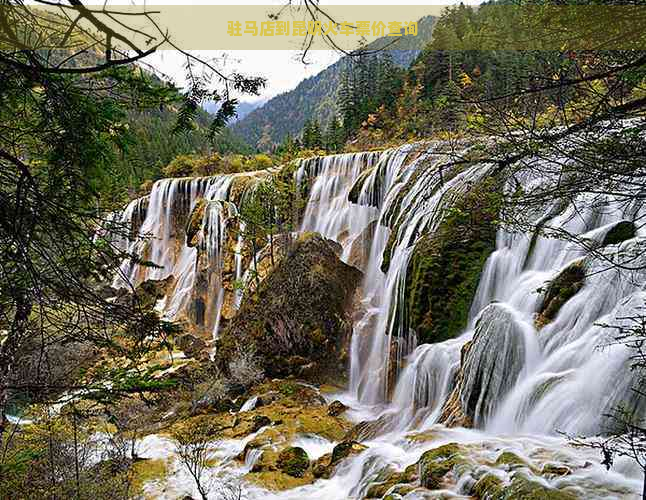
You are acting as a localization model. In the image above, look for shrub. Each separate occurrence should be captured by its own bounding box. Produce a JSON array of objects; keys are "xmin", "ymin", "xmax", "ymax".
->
[{"xmin": 228, "ymin": 344, "xmax": 264, "ymax": 389}]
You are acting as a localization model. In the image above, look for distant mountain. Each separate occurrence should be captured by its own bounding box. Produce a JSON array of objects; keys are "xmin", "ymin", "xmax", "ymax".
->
[
  {"xmin": 203, "ymin": 98, "xmax": 269, "ymax": 123},
  {"xmin": 231, "ymin": 15, "xmax": 436, "ymax": 149}
]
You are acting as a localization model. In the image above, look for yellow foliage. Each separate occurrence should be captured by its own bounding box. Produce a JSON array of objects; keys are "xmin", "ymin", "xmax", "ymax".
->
[{"xmin": 459, "ymin": 72, "xmax": 473, "ymax": 88}]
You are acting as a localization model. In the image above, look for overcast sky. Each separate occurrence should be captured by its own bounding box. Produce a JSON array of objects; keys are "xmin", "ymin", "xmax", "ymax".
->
[{"xmin": 69, "ymin": 0, "xmax": 480, "ymax": 103}]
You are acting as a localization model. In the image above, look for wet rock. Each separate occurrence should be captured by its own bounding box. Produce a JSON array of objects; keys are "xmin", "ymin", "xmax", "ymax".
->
[
  {"xmin": 541, "ymin": 463, "xmax": 572, "ymax": 477},
  {"xmin": 471, "ymin": 472, "xmax": 504, "ymax": 498},
  {"xmin": 347, "ymin": 220, "xmax": 378, "ymax": 271},
  {"xmin": 255, "ymin": 390, "xmax": 281, "ymax": 407},
  {"xmin": 348, "ymin": 166, "xmax": 377, "ymax": 205},
  {"xmin": 495, "ymin": 451, "xmax": 528, "ymax": 469},
  {"xmin": 417, "ymin": 443, "xmax": 466, "ymax": 490},
  {"xmin": 116, "ymin": 275, "xmax": 174, "ymax": 310},
  {"xmin": 402, "ymin": 175, "xmax": 501, "ymax": 345},
  {"xmin": 440, "ymin": 304, "xmax": 531, "ymax": 427},
  {"xmin": 504, "ymin": 471, "xmax": 578, "ymax": 499},
  {"xmin": 312, "ymin": 453, "xmax": 333, "ymax": 479},
  {"xmin": 365, "ymin": 464, "xmax": 417, "ymax": 498},
  {"xmin": 185, "ymin": 198, "xmax": 207, "ymax": 247},
  {"xmin": 330, "ymin": 440, "xmax": 368, "ymax": 465},
  {"xmin": 343, "ymin": 414, "xmax": 395, "ymax": 442},
  {"xmin": 311, "ymin": 441, "xmax": 368, "ymax": 480},
  {"xmin": 536, "ymin": 259, "xmax": 585, "ymax": 328},
  {"xmin": 215, "ymin": 233, "xmax": 362, "ymax": 384},
  {"xmin": 438, "ymin": 341, "xmax": 474, "ymax": 428},
  {"xmin": 327, "ymin": 400, "xmax": 348, "ymax": 417},
  {"xmin": 601, "ymin": 220, "xmax": 636, "ymax": 247},
  {"xmin": 276, "ymin": 447, "xmax": 310, "ymax": 478},
  {"xmin": 250, "ymin": 414, "xmax": 271, "ymax": 432}
]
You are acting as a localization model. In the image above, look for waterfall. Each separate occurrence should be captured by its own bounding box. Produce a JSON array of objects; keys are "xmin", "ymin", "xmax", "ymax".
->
[
  {"xmin": 108, "ymin": 138, "xmax": 646, "ymax": 497},
  {"xmin": 110, "ymin": 140, "xmax": 646, "ymax": 438},
  {"xmin": 113, "ymin": 175, "xmax": 234, "ymax": 335},
  {"xmin": 293, "ymin": 140, "xmax": 646, "ymax": 440}
]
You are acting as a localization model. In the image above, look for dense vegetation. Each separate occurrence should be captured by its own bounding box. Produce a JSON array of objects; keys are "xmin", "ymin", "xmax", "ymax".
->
[{"xmin": 100, "ymin": 104, "xmax": 253, "ymax": 204}]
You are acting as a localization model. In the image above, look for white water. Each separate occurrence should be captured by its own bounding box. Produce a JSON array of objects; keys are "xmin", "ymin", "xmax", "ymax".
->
[
  {"xmin": 112, "ymin": 141, "xmax": 645, "ymax": 498},
  {"xmin": 113, "ymin": 175, "xmax": 236, "ymax": 337},
  {"xmin": 276, "ymin": 142, "xmax": 646, "ymax": 497}
]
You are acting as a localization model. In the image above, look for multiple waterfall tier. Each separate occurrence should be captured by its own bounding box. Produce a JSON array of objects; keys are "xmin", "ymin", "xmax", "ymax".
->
[{"xmin": 113, "ymin": 140, "xmax": 646, "ymax": 498}]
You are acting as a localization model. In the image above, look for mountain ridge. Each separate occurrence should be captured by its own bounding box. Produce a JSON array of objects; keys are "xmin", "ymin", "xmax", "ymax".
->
[{"xmin": 230, "ymin": 15, "xmax": 436, "ymax": 149}]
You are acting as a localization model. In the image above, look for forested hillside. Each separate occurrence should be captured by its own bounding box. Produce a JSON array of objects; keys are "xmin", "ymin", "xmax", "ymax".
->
[
  {"xmin": 230, "ymin": 15, "xmax": 435, "ymax": 149},
  {"xmin": 110, "ymin": 106, "xmax": 251, "ymax": 202}
]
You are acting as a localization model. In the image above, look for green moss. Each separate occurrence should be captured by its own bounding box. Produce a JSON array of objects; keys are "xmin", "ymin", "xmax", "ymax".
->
[
  {"xmin": 502, "ymin": 472, "xmax": 578, "ymax": 500},
  {"xmin": 472, "ymin": 473, "xmax": 504, "ymax": 498},
  {"xmin": 495, "ymin": 451, "xmax": 527, "ymax": 468},
  {"xmin": 541, "ymin": 463, "xmax": 572, "ymax": 477},
  {"xmin": 348, "ymin": 166, "xmax": 377, "ymax": 205},
  {"xmin": 276, "ymin": 447, "xmax": 309, "ymax": 478},
  {"xmin": 245, "ymin": 470, "xmax": 313, "ymax": 491},
  {"xmin": 185, "ymin": 198, "xmax": 207, "ymax": 247},
  {"xmin": 536, "ymin": 259, "xmax": 585, "ymax": 328},
  {"xmin": 417, "ymin": 443, "xmax": 466, "ymax": 489},
  {"xmin": 330, "ymin": 441, "xmax": 368, "ymax": 465},
  {"xmin": 130, "ymin": 458, "xmax": 168, "ymax": 495},
  {"xmin": 602, "ymin": 220, "xmax": 635, "ymax": 247},
  {"xmin": 403, "ymin": 176, "xmax": 502, "ymax": 345},
  {"xmin": 215, "ymin": 233, "xmax": 362, "ymax": 383}
]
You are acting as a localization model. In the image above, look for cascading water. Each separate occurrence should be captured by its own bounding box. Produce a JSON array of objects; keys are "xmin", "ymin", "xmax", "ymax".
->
[
  {"xmin": 270, "ymin": 140, "xmax": 645, "ymax": 498},
  {"xmin": 113, "ymin": 139, "xmax": 645, "ymax": 498},
  {"xmin": 113, "ymin": 175, "xmax": 234, "ymax": 336},
  {"xmin": 297, "ymin": 142, "xmax": 646, "ymax": 438}
]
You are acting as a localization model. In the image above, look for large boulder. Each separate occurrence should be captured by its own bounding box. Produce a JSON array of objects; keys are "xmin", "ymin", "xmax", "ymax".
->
[
  {"xmin": 215, "ymin": 233, "xmax": 362, "ymax": 383},
  {"xmin": 440, "ymin": 303, "xmax": 532, "ymax": 427}
]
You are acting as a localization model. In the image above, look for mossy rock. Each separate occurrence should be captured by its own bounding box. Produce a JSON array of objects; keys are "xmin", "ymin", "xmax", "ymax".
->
[
  {"xmin": 331, "ymin": 440, "xmax": 368, "ymax": 465},
  {"xmin": 472, "ymin": 472, "xmax": 504, "ymax": 499},
  {"xmin": 417, "ymin": 443, "xmax": 466, "ymax": 490},
  {"xmin": 175, "ymin": 334, "xmax": 207, "ymax": 359},
  {"xmin": 494, "ymin": 451, "xmax": 528, "ymax": 469},
  {"xmin": 312, "ymin": 453, "xmax": 333, "ymax": 479},
  {"xmin": 310, "ymin": 441, "xmax": 368, "ymax": 481},
  {"xmin": 536, "ymin": 259, "xmax": 585, "ymax": 328},
  {"xmin": 327, "ymin": 400, "xmax": 348, "ymax": 417},
  {"xmin": 365, "ymin": 465, "xmax": 417, "ymax": 498},
  {"xmin": 601, "ymin": 220, "xmax": 635, "ymax": 247},
  {"xmin": 343, "ymin": 417, "xmax": 388, "ymax": 442},
  {"xmin": 403, "ymin": 175, "xmax": 502, "ymax": 345},
  {"xmin": 116, "ymin": 275, "xmax": 174, "ymax": 310},
  {"xmin": 540, "ymin": 463, "xmax": 572, "ymax": 477},
  {"xmin": 276, "ymin": 446, "xmax": 310, "ymax": 478},
  {"xmin": 501, "ymin": 472, "xmax": 578, "ymax": 500},
  {"xmin": 348, "ymin": 166, "xmax": 377, "ymax": 205},
  {"xmin": 215, "ymin": 233, "xmax": 362, "ymax": 384},
  {"xmin": 245, "ymin": 470, "xmax": 313, "ymax": 491},
  {"xmin": 129, "ymin": 458, "xmax": 168, "ymax": 495}
]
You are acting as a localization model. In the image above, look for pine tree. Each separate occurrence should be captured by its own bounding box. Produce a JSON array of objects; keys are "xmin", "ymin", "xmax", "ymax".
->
[
  {"xmin": 302, "ymin": 119, "xmax": 313, "ymax": 148},
  {"xmin": 310, "ymin": 120, "xmax": 322, "ymax": 149},
  {"xmin": 338, "ymin": 70, "xmax": 356, "ymax": 139},
  {"xmin": 325, "ymin": 114, "xmax": 343, "ymax": 152}
]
